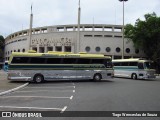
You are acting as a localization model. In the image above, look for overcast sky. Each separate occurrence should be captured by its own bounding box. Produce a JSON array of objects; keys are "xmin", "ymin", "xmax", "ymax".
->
[{"xmin": 0, "ymin": 0, "xmax": 160, "ymax": 37}]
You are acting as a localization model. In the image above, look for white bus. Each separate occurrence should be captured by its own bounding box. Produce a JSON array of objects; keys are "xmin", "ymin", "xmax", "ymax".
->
[
  {"xmin": 8, "ymin": 51, "xmax": 113, "ymax": 83},
  {"xmin": 112, "ymin": 58, "xmax": 156, "ymax": 79}
]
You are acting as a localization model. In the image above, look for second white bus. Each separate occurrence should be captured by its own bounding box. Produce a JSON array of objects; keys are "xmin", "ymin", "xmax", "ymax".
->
[{"xmin": 112, "ymin": 58, "xmax": 156, "ymax": 80}]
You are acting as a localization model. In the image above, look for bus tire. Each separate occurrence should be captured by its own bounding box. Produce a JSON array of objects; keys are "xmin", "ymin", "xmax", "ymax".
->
[
  {"xmin": 93, "ymin": 74, "xmax": 102, "ymax": 81},
  {"xmin": 132, "ymin": 73, "xmax": 137, "ymax": 80},
  {"xmin": 33, "ymin": 74, "xmax": 44, "ymax": 83}
]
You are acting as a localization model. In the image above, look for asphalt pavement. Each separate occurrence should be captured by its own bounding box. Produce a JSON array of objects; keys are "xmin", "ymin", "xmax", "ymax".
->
[
  {"xmin": 0, "ymin": 70, "xmax": 28, "ymax": 95},
  {"xmin": 0, "ymin": 70, "xmax": 160, "ymax": 120}
]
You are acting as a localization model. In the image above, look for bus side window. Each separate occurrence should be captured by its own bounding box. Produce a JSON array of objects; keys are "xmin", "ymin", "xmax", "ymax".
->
[
  {"xmin": 91, "ymin": 59, "xmax": 104, "ymax": 64},
  {"xmin": 12, "ymin": 57, "xmax": 29, "ymax": 64},
  {"xmin": 62, "ymin": 58, "xmax": 76, "ymax": 64},
  {"xmin": 130, "ymin": 62, "xmax": 137, "ymax": 66},
  {"xmin": 47, "ymin": 58, "xmax": 62, "ymax": 64},
  {"xmin": 30, "ymin": 57, "xmax": 46, "ymax": 64},
  {"xmin": 114, "ymin": 63, "xmax": 120, "ymax": 66},
  {"xmin": 77, "ymin": 58, "xmax": 91, "ymax": 64},
  {"xmin": 138, "ymin": 63, "xmax": 144, "ymax": 69}
]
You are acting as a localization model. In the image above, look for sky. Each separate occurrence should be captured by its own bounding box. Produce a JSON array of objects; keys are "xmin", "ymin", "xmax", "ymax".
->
[{"xmin": 0, "ymin": 0, "xmax": 160, "ymax": 37}]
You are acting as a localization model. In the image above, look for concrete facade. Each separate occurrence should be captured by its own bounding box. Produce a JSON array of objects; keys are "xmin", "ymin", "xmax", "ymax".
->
[{"xmin": 4, "ymin": 24, "xmax": 145, "ymax": 60}]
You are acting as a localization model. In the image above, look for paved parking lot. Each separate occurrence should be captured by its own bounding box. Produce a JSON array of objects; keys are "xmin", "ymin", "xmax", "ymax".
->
[{"xmin": 0, "ymin": 71, "xmax": 160, "ymax": 120}]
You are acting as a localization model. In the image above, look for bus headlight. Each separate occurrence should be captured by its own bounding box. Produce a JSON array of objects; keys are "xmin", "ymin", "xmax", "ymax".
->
[{"xmin": 146, "ymin": 73, "xmax": 150, "ymax": 76}]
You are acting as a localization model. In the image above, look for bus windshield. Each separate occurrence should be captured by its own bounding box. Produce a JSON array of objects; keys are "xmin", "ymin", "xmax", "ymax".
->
[{"xmin": 144, "ymin": 62, "xmax": 155, "ymax": 69}]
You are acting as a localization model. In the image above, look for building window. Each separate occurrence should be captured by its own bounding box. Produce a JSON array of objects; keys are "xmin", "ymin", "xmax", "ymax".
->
[
  {"xmin": 106, "ymin": 47, "xmax": 111, "ymax": 52},
  {"xmin": 85, "ymin": 46, "xmax": 90, "ymax": 52},
  {"xmin": 18, "ymin": 49, "xmax": 20, "ymax": 52},
  {"xmin": 32, "ymin": 47, "xmax": 37, "ymax": 52},
  {"xmin": 65, "ymin": 46, "xmax": 71, "ymax": 52},
  {"xmin": 84, "ymin": 35, "xmax": 92, "ymax": 37},
  {"xmin": 116, "ymin": 47, "xmax": 121, "ymax": 53},
  {"xmin": 39, "ymin": 47, "xmax": 44, "ymax": 53},
  {"xmin": 22, "ymin": 49, "xmax": 25, "ymax": 52},
  {"xmin": 135, "ymin": 49, "xmax": 139, "ymax": 54},
  {"xmin": 55, "ymin": 46, "xmax": 62, "ymax": 52},
  {"xmin": 47, "ymin": 47, "xmax": 53, "ymax": 52},
  {"xmin": 126, "ymin": 48, "xmax": 130, "ymax": 53},
  {"xmin": 95, "ymin": 47, "xmax": 101, "ymax": 52}
]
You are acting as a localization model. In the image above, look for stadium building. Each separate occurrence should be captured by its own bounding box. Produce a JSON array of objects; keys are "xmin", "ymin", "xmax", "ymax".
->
[{"xmin": 4, "ymin": 2, "xmax": 145, "ymax": 61}]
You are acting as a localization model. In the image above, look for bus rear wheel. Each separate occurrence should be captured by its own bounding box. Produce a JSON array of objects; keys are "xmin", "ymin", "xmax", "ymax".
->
[
  {"xmin": 34, "ymin": 74, "xmax": 44, "ymax": 83},
  {"xmin": 132, "ymin": 73, "xmax": 137, "ymax": 80},
  {"xmin": 93, "ymin": 74, "xmax": 102, "ymax": 81}
]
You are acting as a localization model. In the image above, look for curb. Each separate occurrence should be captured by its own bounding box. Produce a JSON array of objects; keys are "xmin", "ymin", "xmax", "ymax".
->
[{"xmin": 0, "ymin": 83, "xmax": 29, "ymax": 96}]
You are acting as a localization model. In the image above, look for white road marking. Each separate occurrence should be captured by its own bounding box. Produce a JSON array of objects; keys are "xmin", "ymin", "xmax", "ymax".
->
[
  {"xmin": 15, "ymin": 90, "xmax": 75, "ymax": 93},
  {"xmin": 1, "ymin": 96, "xmax": 72, "ymax": 99},
  {"xmin": 60, "ymin": 106, "xmax": 67, "ymax": 113},
  {"xmin": 26, "ymin": 86, "xmax": 75, "ymax": 89},
  {"xmin": 0, "ymin": 106, "xmax": 64, "ymax": 111},
  {"xmin": 0, "ymin": 83, "xmax": 29, "ymax": 96},
  {"xmin": 70, "ymin": 96, "xmax": 73, "ymax": 100},
  {"xmin": 73, "ymin": 90, "xmax": 75, "ymax": 93}
]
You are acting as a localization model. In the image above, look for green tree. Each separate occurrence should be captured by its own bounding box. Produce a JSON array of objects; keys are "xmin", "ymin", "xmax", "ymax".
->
[
  {"xmin": 124, "ymin": 12, "xmax": 160, "ymax": 72},
  {"xmin": 0, "ymin": 35, "xmax": 5, "ymax": 61}
]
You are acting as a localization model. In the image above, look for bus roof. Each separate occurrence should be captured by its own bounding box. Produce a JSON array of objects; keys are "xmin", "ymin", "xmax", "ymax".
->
[
  {"xmin": 9, "ymin": 52, "xmax": 111, "ymax": 63},
  {"xmin": 112, "ymin": 58, "xmax": 151, "ymax": 63}
]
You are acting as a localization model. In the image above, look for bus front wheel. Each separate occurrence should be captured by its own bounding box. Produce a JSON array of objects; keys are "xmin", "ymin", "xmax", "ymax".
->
[
  {"xmin": 132, "ymin": 73, "xmax": 137, "ymax": 80},
  {"xmin": 93, "ymin": 74, "xmax": 102, "ymax": 81},
  {"xmin": 34, "ymin": 74, "xmax": 44, "ymax": 83}
]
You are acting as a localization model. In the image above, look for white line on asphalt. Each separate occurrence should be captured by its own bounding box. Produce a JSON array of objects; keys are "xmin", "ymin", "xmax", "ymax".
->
[
  {"xmin": 73, "ymin": 90, "xmax": 75, "ymax": 93},
  {"xmin": 0, "ymin": 106, "xmax": 64, "ymax": 111},
  {"xmin": 26, "ymin": 86, "xmax": 75, "ymax": 89},
  {"xmin": 1, "ymin": 96, "xmax": 72, "ymax": 99},
  {"xmin": 60, "ymin": 106, "xmax": 67, "ymax": 113},
  {"xmin": 0, "ymin": 83, "xmax": 29, "ymax": 96},
  {"xmin": 70, "ymin": 96, "xmax": 73, "ymax": 100},
  {"xmin": 15, "ymin": 90, "xmax": 75, "ymax": 93}
]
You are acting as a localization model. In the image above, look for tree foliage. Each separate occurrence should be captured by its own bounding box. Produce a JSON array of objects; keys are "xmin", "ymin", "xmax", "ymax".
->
[{"xmin": 124, "ymin": 12, "xmax": 160, "ymax": 66}]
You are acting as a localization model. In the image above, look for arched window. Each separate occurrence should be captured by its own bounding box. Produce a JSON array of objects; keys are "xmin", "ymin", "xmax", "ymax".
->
[{"xmin": 22, "ymin": 49, "xmax": 25, "ymax": 52}]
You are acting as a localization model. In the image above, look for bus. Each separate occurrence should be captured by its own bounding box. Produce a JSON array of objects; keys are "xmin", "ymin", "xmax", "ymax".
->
[
  {"xmin": 8, "ymin": 51, "xmax": 113, "ymax": 83},
  {"xmin": 112, "ymin": 58, "xmax": 156, "ymax": 80}
]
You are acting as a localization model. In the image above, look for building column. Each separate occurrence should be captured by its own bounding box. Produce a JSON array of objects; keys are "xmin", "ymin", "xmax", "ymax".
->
[
  {"xmin": 62, "ymin": 46, "xmax": 65, "ymax": 52},
  {"xmin": 45, "ymin": 46, "xmax": 47, "ymax": 53},
  {"xmin": 37, "ymin": 44, "xmax": 39, "ymax": 53}
]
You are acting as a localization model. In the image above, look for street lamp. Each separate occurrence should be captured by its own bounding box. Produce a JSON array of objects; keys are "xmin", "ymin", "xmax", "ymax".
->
[{"xmin": 119, "ymin": 0, "xmax": 128, "ymax": 59}]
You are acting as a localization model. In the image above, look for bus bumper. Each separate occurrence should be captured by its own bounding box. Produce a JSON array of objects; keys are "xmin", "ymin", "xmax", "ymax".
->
[{"xmin": 8, "ymin": 76, "xmax": 32, "ymax": 81}]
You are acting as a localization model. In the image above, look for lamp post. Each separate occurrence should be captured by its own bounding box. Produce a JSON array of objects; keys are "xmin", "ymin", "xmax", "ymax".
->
[{"xmin": 119, "ymin": 0, "xmax": 128, "ymax": 59}]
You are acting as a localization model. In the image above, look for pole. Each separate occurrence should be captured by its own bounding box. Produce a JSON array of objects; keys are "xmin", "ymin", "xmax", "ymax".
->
[{"xmin": 122, "ymin": 0, "xmax": 124, "ymax": 59}]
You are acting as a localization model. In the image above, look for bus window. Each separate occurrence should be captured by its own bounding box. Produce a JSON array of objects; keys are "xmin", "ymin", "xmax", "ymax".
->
[
  {"xmin": 144, "ymin": 62, "xmax": 155, "ymax": 69},
  {"xmin": 30, "ymin": 57, "xmax": 46, "ymax": 64},
  {"xmin": 138, "ymin": 62, "xmax": 144, "ymax": 69},
  {"xmin": 62, "ymin": 58, "xmax": 76, "ymax": 64},
  {"xmin": 91, "ymin": 59, "xmax": 104, "ymax": 64},
  {"xmin": 47, "ymin": 58, "xmax": 62, "ymax": 64},
  {"xmin": 129, "ymin": 62, "xmax": 137, "ymax": 66},
  {"xmin": 12, "ymin": 57, "xmax": 29, "ymax": 64},
  {"xmin": 104, "ymin": 59, "xmax": 112, "ymax": 68},
  {"xmin": 77, "ymin": 58, "xmax": 91, "ymax": 64}
]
